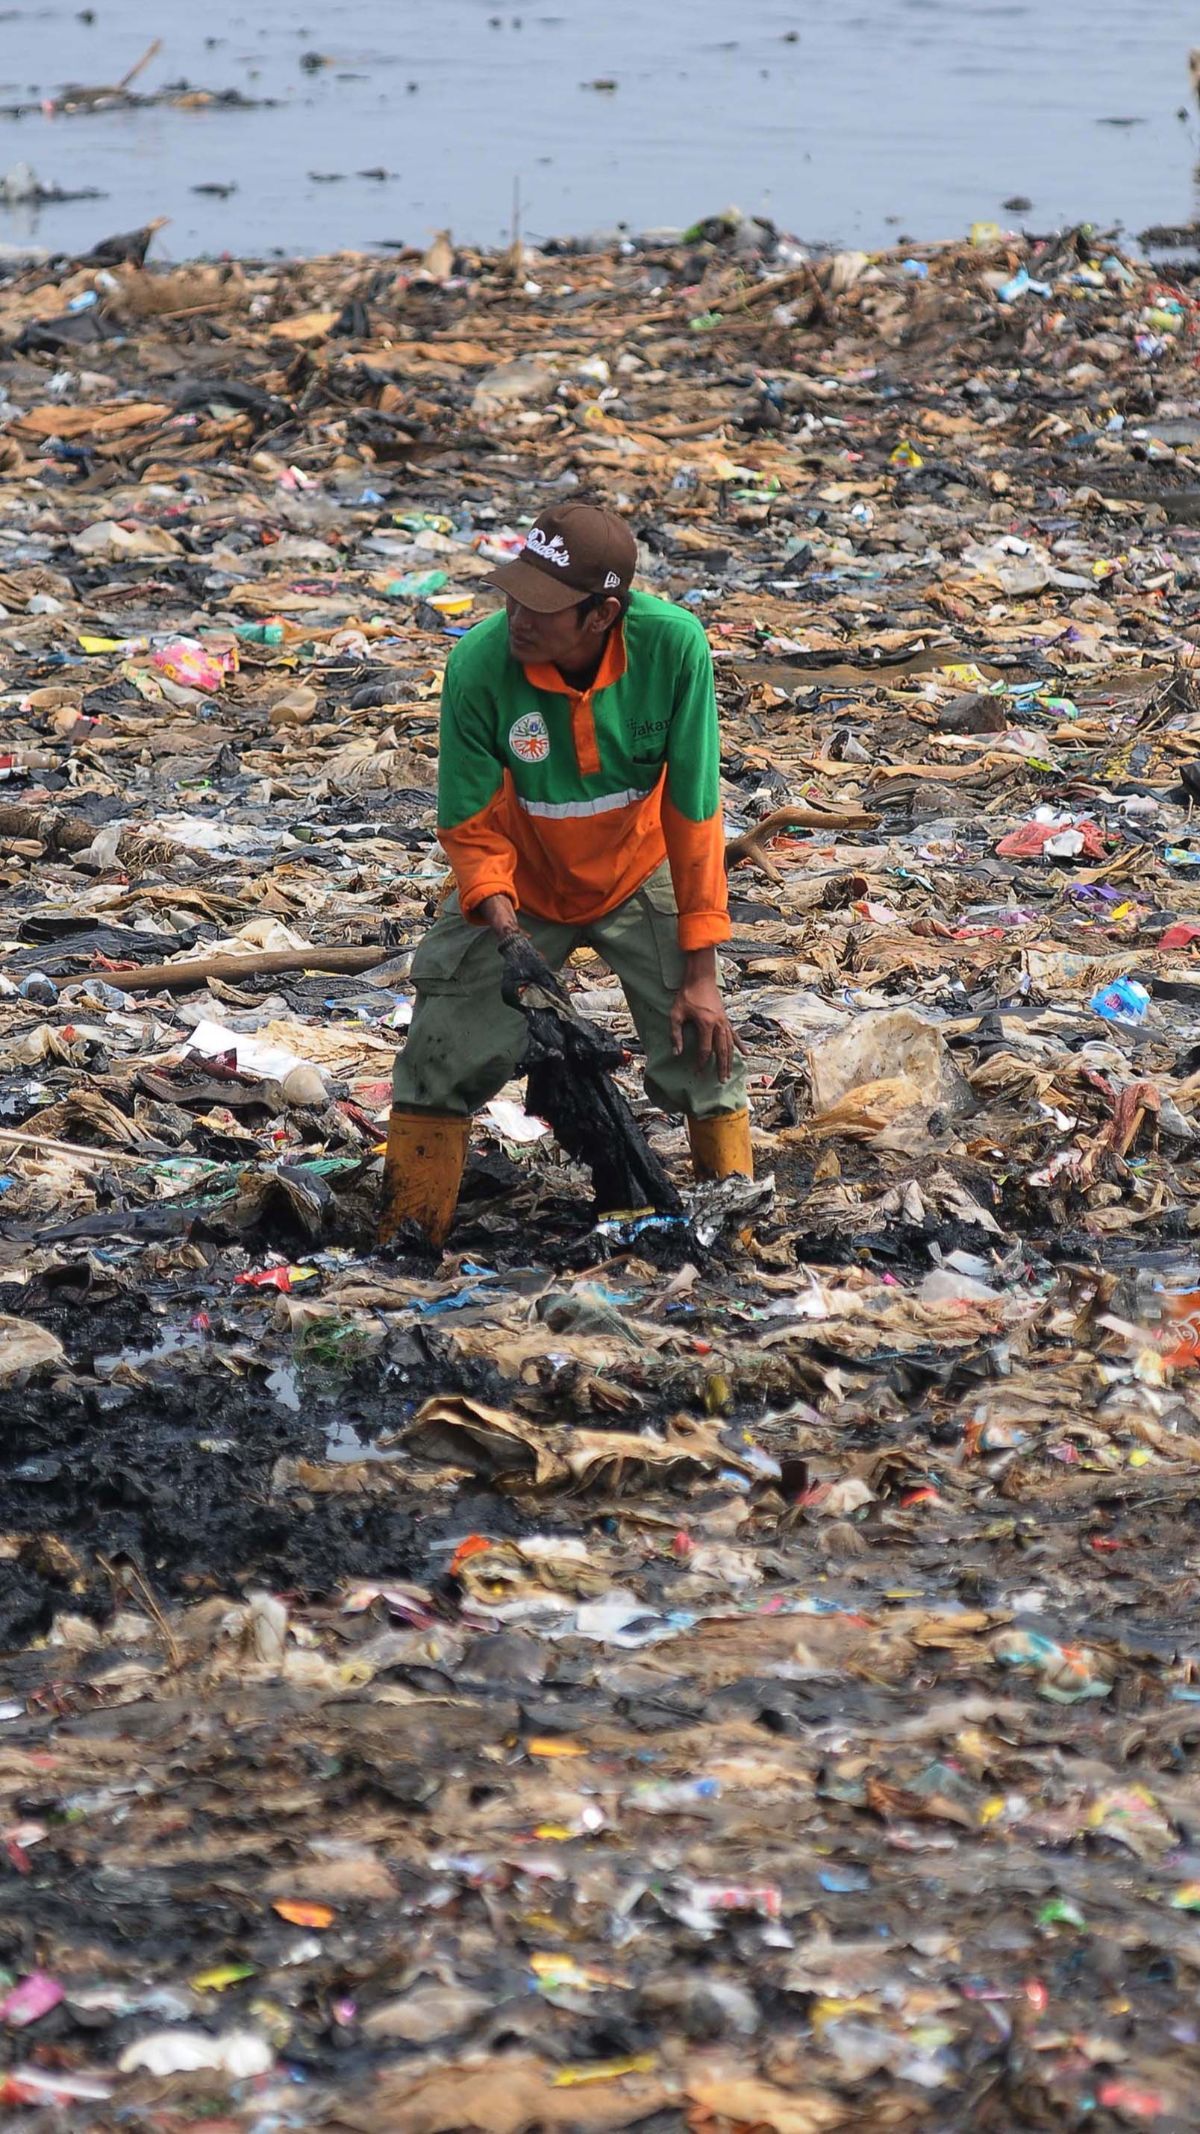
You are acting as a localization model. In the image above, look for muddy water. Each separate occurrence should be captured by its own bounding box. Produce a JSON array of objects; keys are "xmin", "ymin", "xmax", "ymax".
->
[{"xmin": 0, "ymin": 0, "xmax": 1195, "ymax": 260}]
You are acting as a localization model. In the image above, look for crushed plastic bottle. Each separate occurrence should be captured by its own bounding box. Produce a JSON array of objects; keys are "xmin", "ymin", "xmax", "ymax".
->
[{"xmin": 1089, "ymin": 976, "xmax": 1151, "ymax": 1027}]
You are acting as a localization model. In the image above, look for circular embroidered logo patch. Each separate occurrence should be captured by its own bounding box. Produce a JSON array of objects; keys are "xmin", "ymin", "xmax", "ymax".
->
[{"xmin": 508, "ymin": 711, "xmax": 550, "ymax": 763}]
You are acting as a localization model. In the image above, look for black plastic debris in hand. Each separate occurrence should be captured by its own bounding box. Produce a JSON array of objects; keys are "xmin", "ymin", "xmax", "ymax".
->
[{"xmin": 499, "ymin": 934, "xmax": 683, "ymax": 1216}]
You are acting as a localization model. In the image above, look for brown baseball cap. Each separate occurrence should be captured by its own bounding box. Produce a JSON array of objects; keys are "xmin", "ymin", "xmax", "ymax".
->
[{"xmin": 485, "ymin": 503, "xmax": 638, "ymax": 614}]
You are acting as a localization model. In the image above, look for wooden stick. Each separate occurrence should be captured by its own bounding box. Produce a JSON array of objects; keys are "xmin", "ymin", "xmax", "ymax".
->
[
  {"xmin": 0, "ymin": 1127, "xmax": 163, "ymax": 1169},
  {"xmin": 509, "ymin": 172, "xmax": 522, "ymax": 277},
  {"xmin": 116, "ymin": 37, "xmax": 163, "ymax": 92},
  {"xmin": 110, "ymin": 943, "xmax": 393, "ymax": 994}
]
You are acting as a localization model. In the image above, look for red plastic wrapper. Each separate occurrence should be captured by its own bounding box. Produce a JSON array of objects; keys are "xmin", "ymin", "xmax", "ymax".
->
[
  {"xmin": 234, "ymin": 1264, "xmax": 317, "ymax": 1294},
  {"xmin": 995, "ymin": 818, "xmax": 1108, "ymax": 861}
]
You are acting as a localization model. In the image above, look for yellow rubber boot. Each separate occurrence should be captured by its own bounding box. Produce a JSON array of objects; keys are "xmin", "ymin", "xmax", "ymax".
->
[
  {"xmin": 378, "ymin": 1108, "xmax": 470, "ymax": 1250},
  {"xmin": 687, "ymin": 1110, "xmax": 754, "ymax": 1182}
]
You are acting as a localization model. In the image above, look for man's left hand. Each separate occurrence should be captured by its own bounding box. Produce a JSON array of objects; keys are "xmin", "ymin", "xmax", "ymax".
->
[{"xmin": 670, "ymin": 951, "xmax": 743, "ymax": 1083}]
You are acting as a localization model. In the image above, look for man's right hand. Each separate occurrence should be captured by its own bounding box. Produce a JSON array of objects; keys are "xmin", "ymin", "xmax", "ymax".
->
[
  {"xmin": 495, "ymin": 926, "xmax": 575, "ymax": 1022},
  {"xmin": 478, "ymin": 896, "xmax": 563, "ymax": 1003},
  {"xmin": 476, "ymin": 893, "xmax": 522, "ymax": 941}
]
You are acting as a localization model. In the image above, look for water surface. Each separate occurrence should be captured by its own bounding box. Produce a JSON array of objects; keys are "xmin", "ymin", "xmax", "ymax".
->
[{"xmin": 0, "ymin": 0, "xmax": 1195, "ymax": 257}]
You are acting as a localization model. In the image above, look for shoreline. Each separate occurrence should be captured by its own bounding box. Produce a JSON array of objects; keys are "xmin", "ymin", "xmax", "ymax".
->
[{"xmin": 0, "ymin": 209, "xmax": 1199, "ymax": 2127}]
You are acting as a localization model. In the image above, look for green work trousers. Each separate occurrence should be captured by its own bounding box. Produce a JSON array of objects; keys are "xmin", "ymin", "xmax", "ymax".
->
[{"xmin": 393, "ymin": 862, "xmax": 746, "ymax": 1121}]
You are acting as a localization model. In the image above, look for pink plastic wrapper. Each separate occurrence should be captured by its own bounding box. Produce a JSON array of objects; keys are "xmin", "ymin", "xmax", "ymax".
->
[
  {"xmin": 151, "ymin": 636, "xmax": 238, "ymax": 693},
  {"xmin": 0, "ymin": 1971, "xmax": 65, "ymax": 2025}
]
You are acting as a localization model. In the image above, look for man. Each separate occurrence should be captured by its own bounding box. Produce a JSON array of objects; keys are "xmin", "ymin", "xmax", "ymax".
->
[{"xmin": 380, "ymin": 500, "xmax": 751, "ymax": 1249}]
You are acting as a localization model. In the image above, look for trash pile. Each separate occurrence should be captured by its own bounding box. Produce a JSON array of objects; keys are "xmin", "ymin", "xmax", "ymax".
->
[
  {"xmin": 1, "ymin": 37, "xmax": 273, "ymax": 123},
  {"xmin": 4, "ymin": 214, "xmax": 1200, "ymax": 2126}
]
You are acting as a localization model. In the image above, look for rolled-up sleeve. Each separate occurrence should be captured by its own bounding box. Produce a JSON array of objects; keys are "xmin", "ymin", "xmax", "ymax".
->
[
  {"xmin": 436, "ymin": 653, "xmax": 519, "ymax": 916},
  {"xmin": 662, "ymin": 625, "xmax": 730, "ymax": 950}
]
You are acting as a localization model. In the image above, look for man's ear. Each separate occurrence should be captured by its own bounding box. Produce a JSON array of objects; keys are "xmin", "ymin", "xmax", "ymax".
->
[{"xmin": 588, "ymin": 596, "xmax": 621, "ymax": 634}]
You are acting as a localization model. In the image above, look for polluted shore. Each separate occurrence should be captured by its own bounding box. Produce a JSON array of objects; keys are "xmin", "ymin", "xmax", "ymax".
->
[{"xmin": 2, "ymin": 213, "xmax": 1200, "ymax": 2126}]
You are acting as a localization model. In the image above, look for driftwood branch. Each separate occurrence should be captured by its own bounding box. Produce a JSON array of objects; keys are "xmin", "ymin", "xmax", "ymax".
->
[
  {"xmin": 109, "ymin": 945, "xmax": 392, "ymax": 995},
  {"xmin": 725, "ymin": 804, "xmax": 879, "ymax": 883}
]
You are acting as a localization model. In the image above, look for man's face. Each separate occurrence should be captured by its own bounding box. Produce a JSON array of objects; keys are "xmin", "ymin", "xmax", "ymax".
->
[{"xmin": 505, "ymin": 593, "xmax": 616, "ymax": 671}]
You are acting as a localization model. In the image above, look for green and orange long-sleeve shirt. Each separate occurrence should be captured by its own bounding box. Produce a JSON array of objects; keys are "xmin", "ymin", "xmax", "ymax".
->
[{"xmin": 436, "ymin": 590, "xmax": 730, "ymax": 952}]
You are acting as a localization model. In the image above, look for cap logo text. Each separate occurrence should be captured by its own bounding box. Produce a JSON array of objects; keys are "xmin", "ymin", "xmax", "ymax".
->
[{"xmin": 524, "ymin": 526, "xmax": 571, "ymax": 568}]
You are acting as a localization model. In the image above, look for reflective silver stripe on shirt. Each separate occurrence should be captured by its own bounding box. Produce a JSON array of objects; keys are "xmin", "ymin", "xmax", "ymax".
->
[{"xmin": 516, "ymin": 788, "xmax": 643, "ymax": 821}]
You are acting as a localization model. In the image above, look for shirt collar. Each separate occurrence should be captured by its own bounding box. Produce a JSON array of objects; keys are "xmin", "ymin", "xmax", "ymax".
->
[{"xmin": 522, "ymin": 622, "xmax": 627, "ymax": 698}]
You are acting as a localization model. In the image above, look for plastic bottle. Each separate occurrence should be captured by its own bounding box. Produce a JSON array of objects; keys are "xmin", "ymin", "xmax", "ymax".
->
[
  {"xmin": 627, "ymin": 1777, "xmax": 720, "ymax": 1812},
  {"xmin": 997, "ymin": 267, "xmax": 1051, "ymax": 304}
]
